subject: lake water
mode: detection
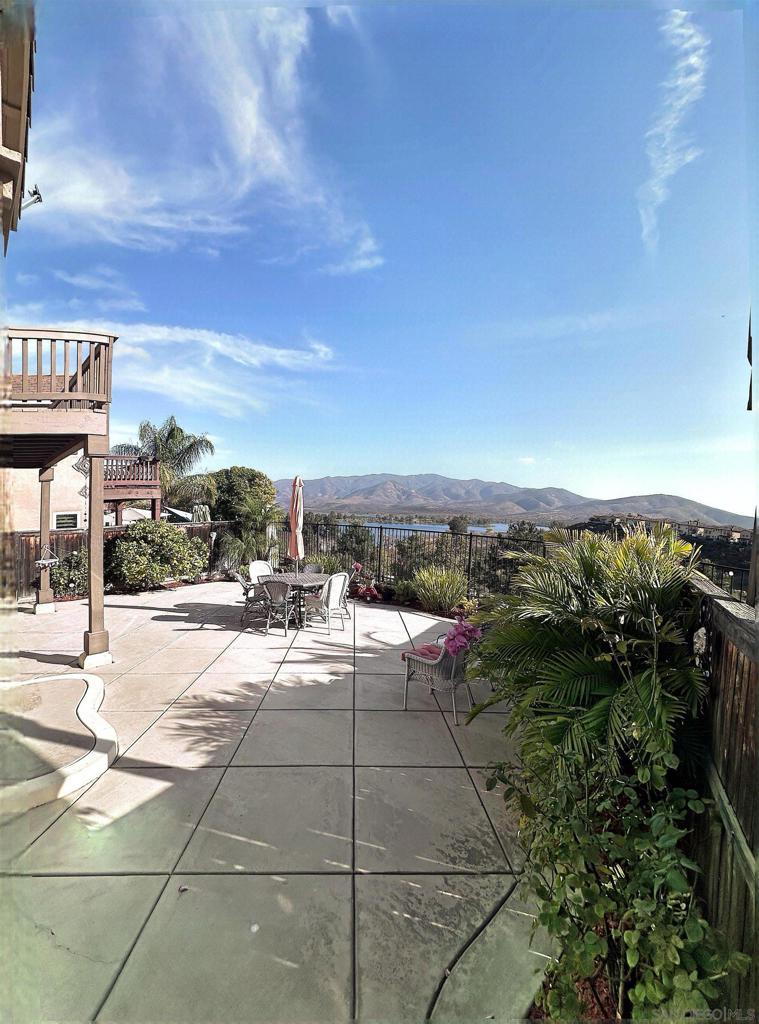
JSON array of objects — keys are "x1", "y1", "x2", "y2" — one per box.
[{"x1": 354, "y1": 520, "x2": 519, "y2": 534}]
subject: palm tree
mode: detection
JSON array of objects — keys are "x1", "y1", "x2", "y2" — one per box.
[
  {"x1": 471, "y1": 525, "x2": 707, "y2": 772},
  {"x1": 112, "y1": 416, "x2": 217, "y2": 509},
  {"x1": 219, "y1": 492, "x2": 284, "y2": 570}
]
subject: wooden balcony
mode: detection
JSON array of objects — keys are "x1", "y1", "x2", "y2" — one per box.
[
  {"x1": 2, "y1": 328, "x2": 117, "y2": 469},
  {"x1": 103, "y1": 456, "x2": 162, "y2": 503}
]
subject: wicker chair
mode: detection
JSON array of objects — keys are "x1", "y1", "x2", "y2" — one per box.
[
  {"x1": 303, "y1": 572, "x2": 349, "y2": 633},
  {"x1": 340, "y1": 569, "x2": 357, "y2": 619},
  {"x1": 403, "y1": 634, "x2": 475, "y2": 725},
  {"x1": 262, "y1": 580, "x2": 297, "y2": 636}
]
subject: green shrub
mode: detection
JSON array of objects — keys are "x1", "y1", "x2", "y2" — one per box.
[
  {"x1": 393, "y1": 579, "x2": 417, "y2": 604},
  {"x1": 474, "y1": 527, "x2": 749, "y2": 1017},
  {"x1": 411, "y1": 565, "x2": 467, "y2": 615},
  {"x1": 106, "y1": 519, "x2": 208, "y2": 593},
  {"x1": 50, "y1": 549, "x2": 89, "y2": 597},
  {"x1": 318, "y1": 553, "x2": 348, "y2": 576},
  {"x1": 491, "y1": 753, "x2": 749, "y2": 1020}
]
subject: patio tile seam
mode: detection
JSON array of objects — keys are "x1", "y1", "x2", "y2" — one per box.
[
  {"x1": 439, "y1": 710, "x2": 514, "y2": 871},
  {"x1": 2, "y1": 868, "x2": 518, "y2": 878},
  {"x1": 89, "y1": 626, "x2": 300, "y2": 1018},
  {"x1": 110, "y1": 619, "x2": 294, "y2": 762},
  {"x1": 92, "y1": 873, "x2": 172, "y2": 1022}
]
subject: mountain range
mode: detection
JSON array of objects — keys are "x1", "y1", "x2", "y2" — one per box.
[{"x1": 273, "y1": 473, "x2": 752, "y2": 529}]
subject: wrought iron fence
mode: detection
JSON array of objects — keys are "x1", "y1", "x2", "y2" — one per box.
[
  {"x1": 699, "y1": 562, "x2": 750, "y2": 603},
  {"x1": 277, "y1": 522, "x2": 545, "y2": 597}
]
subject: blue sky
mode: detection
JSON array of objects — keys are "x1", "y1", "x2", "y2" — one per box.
[{"x1": 8, "y1": 2, "x2": 754, "y2": 514}]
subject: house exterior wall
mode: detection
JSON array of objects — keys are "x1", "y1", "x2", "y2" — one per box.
[{"x1": 4, "y1": 453, "x2": 88, "y2": 532}]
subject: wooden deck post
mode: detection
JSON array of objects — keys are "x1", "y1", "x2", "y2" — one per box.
[
  {"x1": 35, "y1": 467, "x2": 55, "y2": 614},
  {"x1": 79, "y1": 452, "x2": 112, "y2": 668},
  {"x1": 114, "y1": 501, "x2": 123, "y2": 526},
  {"x1": 151, "y1": 497, "x2": 161, "y2": 521}
]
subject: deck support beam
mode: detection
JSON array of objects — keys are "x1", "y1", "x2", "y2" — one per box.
[
  {"x1": 34, "y1": 467, "x2": 55, "y2": 614},
  {"x1": 151, "y1": 497, "x2": 161, "y2": 521},
  {"x1": 79, "y1": 450, "x2": 112, "y2": 668}
]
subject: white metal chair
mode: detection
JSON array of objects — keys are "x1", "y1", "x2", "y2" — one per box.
[
  {"x1": 249, "y1": 560, "x2": 274, "y2": 583},
  {"x1": 303, "y1": 572, "x2": 349, "y2": 634},
  {"x1": 402, "y1": 634, "x2": 475, "y2": 725},
  {"x1": 340, "y1": 569, "x2": 356, "y2": 619}
]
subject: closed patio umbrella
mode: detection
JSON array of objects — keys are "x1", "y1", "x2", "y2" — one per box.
[{"x1": 288, "y1": 476, "x2": 304, "y2": 573}]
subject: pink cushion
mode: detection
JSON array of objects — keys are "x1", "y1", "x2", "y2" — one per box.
[{"x1": 401, "y1": 643, "x2": 442, "y2": 663}]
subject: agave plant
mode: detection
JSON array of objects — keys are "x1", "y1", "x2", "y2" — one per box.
[{"x1": 471, "y1": 526, "x2": 707, "y2": 772}]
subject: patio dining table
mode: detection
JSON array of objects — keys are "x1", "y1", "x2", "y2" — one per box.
[{"x1": 259, "y1": 572, "x2": 329, "y2": 628}]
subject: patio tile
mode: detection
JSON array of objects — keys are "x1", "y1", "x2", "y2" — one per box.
[
  {"x1": 0, "y1": 875, "x2": 167, "y2": 1023},
  {"x1": 173, "y1": 672, "x2": 271, "y2": 711},
  {"x1": 355, "y1": 873, "x2": 509, "y2": 1023},
  {"x1": 0, "y1": 784, "x2": 92, "y2": 868},
  {"x1": 469, "y1": 768, "x2": 526, "y2": 871},
  {"x1": 355, "y1": 711, "x2": 462, "y2": 766},
  {"x1": 444, "y1": 712, "x2": 514, "y2": 766},
  {"x1": 166, "y1": 629, "x2": 240, "y2": 650},
  {"x1": 100, "y1": 874, "x2": 352, "y2": 1023},
  {"x1": 102, "y1": 710, "x2": 164, "y2": 757},
  {"x1": 232, "y1": 710, "x2": 353, "y2": 766},
  {"x1": 354, "y1": 647, "x2": 411, "y2": 674},
  {"x1": 210, "y1": 646, "x2": 289, "y2": 674},
  {"x1": 130, "y1": 647, "x2": 220, "y2": 675},
  {"x1": 291, "y1": 626, "x2": 354, "y2": 650},
  {"x1": 432, "y1": 886, "x2": 552, "y2": 1023},
  {"x1": 178, "y1": 766, "x2": 352, "y2": 872},
  {"x1": 225, "y1": 629, "x2": 295, "y2": 650},
  {"x1": 101, "y1": 673, "x2": 198, "y2": 712},
  {"x1": 465, "y1": 677, "x2": 510, "y2": 712},
  {"x1": 1, "y1": 676, "x2": 92, "y2": 781},
  {"x1": 355, "y1": 672, "x2": 438, "y2": 710},
  {"x1": 14, "y1": 767, "x2": 223, "y2": 873},
  {"x1": 355, "y1": 767, "x2": 507, "y2": 873},
  {"x1": 262, "y1": 670, "x2": 353, "y2": 710},
  {"x1": 116, "y1": 709, "x2": 254, "y2": 768}
]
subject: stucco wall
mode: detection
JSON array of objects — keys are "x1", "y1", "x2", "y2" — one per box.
[{"x1": 4, "y1": 453, "x2": 88, "y2": 532}]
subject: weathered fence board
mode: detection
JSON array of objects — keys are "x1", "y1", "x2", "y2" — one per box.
[{"x1": 10, "y1": 521, "x2": 232, "y2": 601}]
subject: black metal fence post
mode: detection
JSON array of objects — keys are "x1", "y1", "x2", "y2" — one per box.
[
  {"x1": 377, "y1": 525, "x2": 384, "y2": 583},
  {"x1": 466, "y1": 532, "x2": 474, "y2": 593}
]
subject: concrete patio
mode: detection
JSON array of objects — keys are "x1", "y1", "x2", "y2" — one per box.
[{"x1": 1, "y1": 582, "x2": 549, "y2": 1022}]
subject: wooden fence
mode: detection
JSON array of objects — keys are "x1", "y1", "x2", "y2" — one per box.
[
  {"x1": 694, "y1": 577, "x2": 758, "y2": 1012},
  {"x1": 9, "y1": 521, "x2": 232, "y2": 601}
]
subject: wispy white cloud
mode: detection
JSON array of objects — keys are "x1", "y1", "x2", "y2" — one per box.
[
  {"x1": 15, "y1": 272, "x2": 38, "y2": 286},
  {"x1": 27, "y1": 8, "x2": 382, "y2": 272},
  {"x1": 34, "y1": 315, "x2": 338, "y2": 418},
  {"x1": 499, "y1": 307, "x2": 659, "y2": 342},
  {"x1": 517, "y1": 456, "x2": 536, "y2": 465},
  {"x1": 637, "y1": 10, "x2": 709, "y2": 252},
  {"x1": 53, "y1": 265, "x2": 147, "y2": 312}
]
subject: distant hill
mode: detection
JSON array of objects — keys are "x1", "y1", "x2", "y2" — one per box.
[{"x1": 274, "y1": 473, "x2": 752, "y2": 529}]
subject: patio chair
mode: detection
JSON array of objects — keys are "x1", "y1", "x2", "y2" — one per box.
[
  {"x1": 402, "y1": 634, "x2": 475, "y2": 725},
  {"x1": 340, "y1": 568, "x2": 357, "y2": 619},
  {"x1": 303, "y1": 572, "x2": 349, "y2": 634},
  {"x1": 262, "y1": 579, "x2": 297, "y2": 636},
  {"x1": 249, "y1": 560, "x2": 274, "y2": 583}
]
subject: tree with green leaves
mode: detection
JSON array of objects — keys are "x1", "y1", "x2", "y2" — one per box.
[
  {"x1": 112, "y1": 416, "x2": 216, "y2": 509},
  {"x1": 210, "y1": 466, "x2": 276, "y2": 522},
  {"x1": 447, "y1": 514, "x2": 470, "y2": 535}
]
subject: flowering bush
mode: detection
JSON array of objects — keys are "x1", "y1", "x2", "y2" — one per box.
[
  {"x1": 356, "y1": 583, "x2": 380, "y2": 603},
  {"x1": 443, "y1": 616, "x2": 482, "y2": 656},
  {"x1": 352, "y1": 561, "x2": 362, "y2": 573}
]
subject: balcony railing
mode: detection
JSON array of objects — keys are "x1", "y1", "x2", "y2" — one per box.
[
  {"x1": 103, "y1": 456, "x2": 160, "y2": 486},
  {"x1": 3, "y1": 328, "x2": 116, "y2": 409}
]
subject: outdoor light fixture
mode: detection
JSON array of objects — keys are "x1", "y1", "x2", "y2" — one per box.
[{"x1": 20, "y1": 185, "x2": 42, "y2": 211}]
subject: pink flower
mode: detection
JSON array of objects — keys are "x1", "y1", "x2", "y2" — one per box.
[
  {"x1": 442, "y1": 616, "x2": 481, "y2": 656},
  {"x1": 352, "y1": 561, "x2": 362, "y2": 571}
]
